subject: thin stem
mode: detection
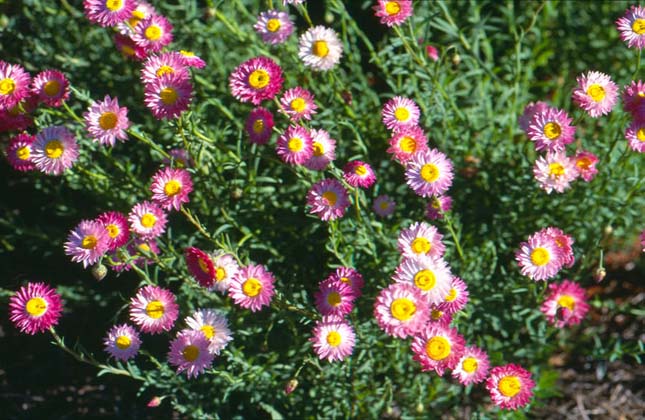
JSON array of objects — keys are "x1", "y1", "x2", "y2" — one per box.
[
  {"x1": 62, "y1": 101, "x2": 84, "y2": 124},
  {"x1": 443, "y1": 213, "x2": 465, "y2": 262},
  {"x1": 127, "y1": 129, "x2": 170, "y2": 159}
]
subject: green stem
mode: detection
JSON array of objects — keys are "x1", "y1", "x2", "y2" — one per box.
[
  {"x1": 443, "y1": 213, "x2": 465, "y2": 262},
  {"x1": 62, "y1": 101, "x2": 84, "y2": 124},
  {"x1": 127, "y1": 129, "x2": 170, "y2": 159}
]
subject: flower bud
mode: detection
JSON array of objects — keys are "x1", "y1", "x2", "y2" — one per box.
[
  {"x1": 147, "y1": 396, "x2": 162, "y2": 408},
  {"x1": 91, "y1": 264, "x2": 107, "y2": 281},
  {"x1": 594, "y1": 267, "x2": 606, "y2": 283},
  {"x1": 284, "y1": 378, "x2": 298, "y2": 395},
  {"x1": 452, "y1": 53, "x2": 461, "y2": 67}
]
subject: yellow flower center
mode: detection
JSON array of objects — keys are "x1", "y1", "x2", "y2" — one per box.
[
  {"x1": 248, "y1": 69, "x2": 270, "y2": 89},
  {"x1": 197, "y1": 258, "x2": 211, "y2": 274},
  {"x1": 105, "y1": 0, "x2": 123, "y2": 11},
  {"x1": 354, "y1": 165, "x2": 367, "y2": 176},
  {"x1": 252, "y1": 119, "x2": 265, "y2": 134},
  {"x1": 180, "y1": 50, "x2": 194, "y2": 57},
  {"x1": 637, "y1": 128, "x2": 645, "y2": 142},
  {"x1": 586, "y1": 84, "x2": 606, "y2": 102},
  {"x1": 16, "y1": 146, "x2": 30, "y2": 161},
  {"x1": 26, "y1": 297, "x2": 47, "y2": 317},
  {"x1": 120, "y1": 45, "x2": 135, "y2": 57},
  {"x1": 115, "y1": 335, "x2": 131, "y2": 350},
  {"x1": 498, "y1": 376, "x2": 521, "y2": 398},
  {"x1": 242, "y1": 278, "x2": 262, "y2": 297},
  {"x1": 340, "y1": 276, "x2": 351, "y2": 285},
  {"x1": 390, "y1": 297, "x2": 416, "y2": 321},
  {"x1": 312, "y1": 40, "x2": 329, "y2": 58},
  {"x1": 399, "y1": 136, "x2": 417, "y2": 153},
  {"x1": 128, "y1": 10, "x2": 145, "y2": 27},
  {"x1": 326, "y1": 331, "x2": 341, "y2": 347},
  {"x1": 327, "y1": 291, "x2": 341, "y2": 307},
  {"x1": 182, "y1": 344, "x2": 200, "y2": 362},
  {"x1": 160, "y1": 87, "x2": 178, "y2": 105},
  {"x1": 106, "y1": 224, "x2": 120, "y2": 238},
  {"x1": 312, "y1": 142, "x2": 324, "y2": 156},
  {"x1": 164, "y1": 179, "x2": 181, "y2": 197},
  {"x1": 144, "y1": 25, "x2": 162, "y2": 41},
  {"x1": 410, "y1": 237, "x2": 431, "y2": 254},
  {"x1": 99, "y1": 111, "x2": 118, "y2": 130},
  {"x1": 322, "y1": 191, "x2": 337, "y2": 206},
  {"x1": 462, "y1": 357, "x2": 478, "y2": 373},
  {"x1": 557, "y1": 294, "x2": 576, "y2": 311},
  {"x1": 290, "y1": 97, "x2": 307, "y2": 113},
  {"x1": 156, "y1": 65, "x2": 175, "y2": 77},
  {"x1": 530, "y1": 247, "x2": 550, "y2": 266},
  {"x1": 145, "y1": 300, "x2": 165, "y2": 319},
  {"x1": 379, "y1": 201, "x2": 390, "y2": 210},
  {"x1": 43, "y1": 80, "x2": 61, "y2": 97},
  {"x1": 543, "y1": 122, "x2": 561, "y2": 140},
  {"x1": 420, "y1": 163, "x2": 440, "y2": 183},
  {"x1": 414, "y1": 269, "x2": 436, "y2": 291},
  {"x1": 576, "y1": 156, "x2": 592, "y2": 170},
  {"x1": 266, "y1": 18, "x2": 281, "y2": 32},
  {"x1": 200, "y1": 325, "x2": 215, "y2": 340},
  {"x1": 140, "y1": 213, "x2": 157, "y2": 228},
  {"x1": 216, "y1": 267, "x2": 226, "y2": 281},
  {"x1": 445, "y1": 288, "x2": 457, "y2": 302},
  {"x1": 385, "y1": 1, "x2": 401, "y2": 15},
  {"x1": 431, "y1": 197, "x2": 441, "y2": 209},
  {"x1": 394, "y1": 106, "x2": 409, "y2": 121},
  {"x1": 0, "y1": 78, "x2": 16, "y2": 95},
  {"x1": 425, "y1": 336, "x2": 451, "y2": 361},
  {"x1": 81, "y1": 235, "x2": 98, "y2": 250},
  {"x1": 548, "y1": 162, "x2": 565, "y2": 177},
  {"x1": 430, "y1": 309, "x2": 443, "y2": 320},
  {"x1": 138, "y1": 243, "x2": 151, "y2": 252},
  {"x1": 287, "y1": 137, "x2": 303, "y2": 152},
  {"x1": 632, "y1": 18, "x2": 645, "y2": 35},
  {"x1": 45, "y1": 140, "x2": 64, "y2": 159}
]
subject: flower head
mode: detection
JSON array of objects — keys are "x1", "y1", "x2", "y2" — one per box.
[
  {"x1": 616, "y1": 5, "x2": 645, "y2": 50},
  {"x1": 533, "y1": 150, "x2": 577, "y2": 194},
  {"x1": 132, "y1": 14, "x2": 173, "y2": 53},
  {"x1": 129, "y1": 285, "x2": 179, "y2": 334},
  {"x1": 387, "y1": 126, "x2": 429, "y2": 164},
  {"x1": 373, "y1": 194, "x2": 396, "y2": 217},
  {"x1": 304, "y1": 128, "x2": 336, "y2": 171},
  {"x1": 96, "y1": 211, "x2": 130, "y2": 250},
  {"x1": 518, "y1": 101, "x2": 549, "y2": 133},
  {"x1": 115, "y1": 0, "x2": 156, "y2": 35},
  {"x1": 572, "y1": 71, "x2": 618, "y2": 118},
  {"x1": 104, "y1": 324, "x2": 141, "y2": 361},
  {"x1": 211, "y1": 253, "x2": 240, "y2": 293},
  {"x1": 31, "y1": 70, "x2": 69, "y2": 107},
  {"x1": 343, "y1": 160, "x2": 376, "y2": 189},
  {"x1": 398, "y1": 221, "x2": 445, "y2": 260},
  {"x1": 177, "y1": 50, "x2": 206, "y2": 69},
  {"x1": 64, "y1": 220, "x2": 110, "y2": 268},
  {"x1": 185, "y1": 309, "x2": 233, "y2": 355},
  {"x1": 515, "y1": 230, "x2": 563, "y2": 281},
  {"x1": 410, "y1": 324, "x2": 465, "y2": 376},
  {"x1": 84, "y1": 95, "x2": 130, "y2": 146},
  {"x1": 229, "y1": 56, "x2": 284, "y2": 105},
  {"x1": 310, "y1": 317, "x2": 355, "y2": 362},
  {"x1": 381, "y1": 96, "x2": 420, "y2": 132},
  {"x1": 425, "y1": 195, "x2": 452, "y2": 220},
  {"x1": 128, "y1": 201, "x2": 168, "y2": 239},
  {"x1": 622, "y1": 80, "x2": 645, "y2": 117},
  {"x1": 141, "y1": 52, "x2": 190, "y2": 85},
  {"x1": 150, "y1": 167, "x2": 193, "y2": 211},
  {"x1": 541, "y1": 226, "x2": 575, "y2": 268},
  {"x1": 298, "y1": 26, "x2": 343, "y2": 71},
  {"x1": 541, "y1": 280, "x2": 589, "y2": 328},
  {"x1": 314, "y1": 278, "x2": 356, "y2": 317},
  {"x1": 0, "y1": 61, "x2": 31, "y2": 111},
  {"x1": 144, "y1": 73, "x2": 192, "y2": 119},
  {"x1": 328, "y1": 267, "x2": 365, "y2": 298},
  {"x1": 229, "y1": 264, "x2": 276, "y2": 312},
  {"x1": 373, "y1": 0, "x2": 413, "y2": 27},
  {"x1": 279, "y1": 86, "x2": 317, "y2": 121},
  {"x1": 254, "y1": 9, "x2": 294, "y2": 45},
  {"x1": 168, "y1": 330, "x2": 214, "y2": 378},
  {"x1": 393, "y1": 256, "x2": 452, "y2": 305},
  {"x1": 9, "y1": 282, "x2": 63, "y2": 335},
  {"x1": 437, "y1": 276, "x2": 469, "y2": 315},
  {"x1": 573, "y1": 150, "x2": 599, "y2": 182},
  {"x1": 527, "y1": 107, "x2": 576, "y2": 152},
  {"x1": 185, "y1": 247, "x2": 216, "y2": 288},
  {"x1": 5, "y1": 133, "x2": 36, "y2": 172},
  {"x1": 276, "y1": 125, "x2": 313, "y2": 165},
  {"x1": 486, "y1": 364, "x2": 535, "y2": 410},
  {"x1": 113, "y1": 33, "x2": 148, "y2": 61},
  {"x1": 245, "y1": 107, "x2": 274, "y2": 145},
  {"x1": 374, "y1": 283, "x2": 429, "y2": 338},
  {"x1": 83, "y1": 0, "x2": 135, "y2": 27},
  {"x1": 452, "y1": 346, "x2": 490, "y2": 385},
  {"x1": 31, "y1": 126, "x2": 79, "y2": 175},
  {"x1": 306, "y1": 178, "x2": 351, "y2": 221},
  {"x1": 625, "y1": 119, "x2": 645, "y2": 153},
  {"x1": 405, "y1": 148, "x2": 454, "y2": 197}
]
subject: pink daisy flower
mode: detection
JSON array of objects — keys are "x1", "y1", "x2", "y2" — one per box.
[
  {"x1": 533, "y1": 150, "x2": 578, "y2": 194},
  {"x1": 104, "y1": 324, "x2": 141, "y2": 361},
  {"x1": 314, "y1": 278, "x2": 355, "y2": 317},
  {"x1": 254, "y1": 9, "x2": 294, "y2": 45},
  {"x1": 9, "y1": 282, "x2": 63, "y2": 335},
  {"x1": 128, "y1": 201, "x2": 168, "y2": 239},
  {"x1": 572, "y1": 71, "x2": 618, "y2": 118},
  {"x1": 0, "y1": 61, "x2": 31, "y2": 111},
  {"x1": 211, "y1": 253, "x2": 240, "y2": 293},
  {"x1": 229, "y1": 56, "x2": 284, "y2": 105},
  {"x1": 573, "y1": 150, "x2": 599, "y2": 182},
  {"x1": 185, "y1": 247, "x2": 216, "y2": 288},
  {"x1": 518, "y1": 101, "x2": 550, "y2": 133},
  {"x1": 276, "y1": 125, "x2": 313, "y2": 165},
  {"x1": 141, "y1": 52, "x2": 189, "y2": 85},
  {"x1": 541, "y1": 280, "x2": 590, "y2": 328},
  {"x1": 229, "y1": 263, "x2": 276, "y2": 312},
  {"x1": 31, "y1": 126, "x2": 79, "y2": 175},
  {"x1": 393, "y1": 256, "x2": 452, "y2": 305},
  {"x1": 373, "y1": 0, "x2": 413, "y2": 27},
  {"x1": 621, "y1": 80, "x2": 645, "y2": 117},
  {"x1": 486, "y1": 364, "x2": 535, "y2": 410},
  {"x1": 304, "y1": 128, "x2": 336, "y2": 171},
  {"x1": 64, "y1": 219, "x2": 110, "y2": 268},
  {"x1": 425, "y1": 195, "x2": 452, "y2": 220},
  {"x1": 168, "y1": 330, "x2": 214, "y2": 378},
  {"x1": 405, "y1": 149, "x2": 454, "y2": 197},
  {"x1": 5, "y1": 133, "x2": 36, "y2": 172},
  {"x1": 343, "y1": 160, "x2": 376, "y2": 188},
  {"x1": 185, "y1": 309, "x2": 233, "y2": 355},
  {"x1": 279, "y1": 87, "x2": 317, "y2": 121},
  {"x1": 306, "y1": 178, "x2": 351, "y2": 221},
  {"x1": 144, "y1": 73, "x2": 193, "y2": 120},
  {"x1": 310, "y1": 318, "x2": 355, "y2": 362},
  {"x1": 437, "y1": 276, "x2": 469, "y2": 314},
  {"x1": 298, "y1": 26, "x2": 343, "y2": 71},
  {"x1": 245, "y1": 107, "x2": 274, "y2": 145},
  {"x1": 381, "y1": 96, "x2": 420, "y2": 132},
  {"x1": 410, "y1": 324, "x2": 465, "y2": 376},
  {"x1": 83, "y1": 0, "x2": 135, "y2": 27},
  {"x1": 427, "y1": 305, "x2": 453, "y2": 327},
  {"x1": 0, "y1": 104, "x2": 34, "y2": 133},
  {"x1": 373, "y1": 194, "x2": 396, "y2": 217},
  {"x1": 541, "y1": 226, "x2": 575, "y2": 268},
  {"x1": 116, "y1": 0, "x2": 156, "y2": 35},
  {"x1": 328, "y1": 266, "x2": 365, "y2": 298},
  {"x1": 398, "y1": 221, "x2": 446, "y2": 260},
  {"x1": 625, "y1": 119, "x2": 645, "y2": 152},
  {"x1": 113, "y1": 33, "x2": 148, "y2": 61},
  {"x1": 84, "y1": 95, "x2": 130, "y2": 146},
  {"x1": 515, "y1": 230, "x2": 563, "y2": 281},
  {"x1": 129, "y1": 285, "x2": 179, "y2": 334},
  {"x1": 452, "y1": 346, "x2": 490, "y2": 386},
  {"x1": 387, "y1": 126, "x2": 429, "y2": 164},
  {"x1": 31, "y1": 70, "x2": 69, "y2": 107},
  {"x1": 132, "y1": 15, "x2": 173, "y2": 53},
  {"x1": 616, "y1": 5, "x2": 645, "y2": 50},
  {"x1": 150, "y1": 167, "x2": 193, "y2": 211},
  {"x1": 527, "y1": 107, "x2": 576, "y2": 152},
  {"x1": 373, "y1": 283, "x2": 429, "y2": 338},
  {"x1": 96, "y1": 211, "x2": 130, "y2": 251},
  {"x1": 177, "y1": 50, "x2": 206, "y2": 69}
]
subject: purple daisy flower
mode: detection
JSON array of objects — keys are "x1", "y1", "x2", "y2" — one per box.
[
  {"x1": 144, "y1": 73, "x2": 193, "y2": 120},
  {"x1": 410, "y1": 324, "x2": 465, "y2": 376},
  {"x1": 425, "y1": 195, "x2": 452, "y2": 220},
  {"x1": 177, "y1": 50, "x2": 206, "y2": 69},
  {"x1": 374, "y1": 282, "x2": 429, "y2": 339},
  {"x1": 616, "y1": 5, "x2": 645, "y2": 50},
  {"x1": 83, "y1": 0, "x2": 136, "y2": 27},
  {"x1": 31, "y1": 126, "x2": 79, "y2": 175},
  {"x1": 104, "y1": 324, "x2": 141, "y2": 361},
  {"x1": 625, "y1": 119, "x2": 645, "y2": 152},
  {"x1": 527, "y1": 107, "x2": 576, "y2": 152},
  {"x1": 515, "y1": 230, "x2": 563, "y2": 281},
  {"x1": 64, "y1": 219, "x2": 110, "y2": 268},
  {"x1": 405, "y1": 148, "x2": 454, "y2": 197},
  {"x1": 254, "y1": 9, "x2": 294, "y2": 45},
  {"x1": 373, "y1": 194, "x2": 395, "y2": 217},
  {"x1": 452, "y1": 346, "x2": 490, "y2": 386},
  {"x1": 168, "y1": 330, "x2": 214, "y2": 378},
  {"x1": 245, "y1": 107, "x2": 274, "y2": 145},
  {"x1": 573, "y1": 150, "x2": 599, "y2": 182},
  {"x1": 84, "y1": 95, "x2": 130, "y2": 146},
  {"x1": 328, "y1": 267, "x2": 365, "y2": 298},
  {"x1": 306, "y1": 178, "x2": 350, "y2": 221},
  {"x1": 31, "y1": 69, "x2": 69, "y2": 107},
  {"x1": 622, "y1": 80, "x2": 645, "y2": 118},
  {"x1": 314, "y1": 278, "x2": 356, "y2": 317},
  {"x1": 229, "y1": 56, "x2": 284, "y2": 105}
]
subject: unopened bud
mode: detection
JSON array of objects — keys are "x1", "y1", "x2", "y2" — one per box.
[
  {"x1": 604, "y1": 225, "x2": 613, "y2": 235},
  {"x1": 594, "y1": 267, "x2": 606, "y2": 283},
  {"x1": 231, "y1": 188, "x2": 243, "y2": 200},
  {"x1": 284, "y1": 378, "x2": 298, "y2": 395},
  {"x1": 147, "y1": 396, "x2": 162, "y2": 407},
  {"x1": 415, "y1": 402, "x2": 424, "y2": 413},
  {"x1": 92, "y1": 264, "x2": 108, "y2": 281},
  {"x1": 451, "y1": 53, "x2": 461, "y2": 67}
]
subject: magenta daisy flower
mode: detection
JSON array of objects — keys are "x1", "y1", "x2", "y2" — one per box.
[
  {"x1": 245, "y1": 107, "x2": 274, "y2": 145},
  {"x1": 527, "y1": 107, "x2": 576, "y2": 152},
  {"x1": 426, "y1": 195, "x2": 452, "y2": 220},
  {"x1": 129, "y1": 285, "x2": 179, "y2": 334},
  {"x1": 116, "y1": 0, "x2": 156, "y2": 34},
  {"x1": 314, "y1": 278, "x2": 355, "y2": 317},
  {"x1": 304, "y1": 128, "x2": 336, "y2": 171},
  {"x1": 625, "y1": 119, "x2": 645, "y2": 152},
  {"x1": 254, "y1": 9, "x2": 294, "y2": 45},
  {"x1": 373, "y1": 0, "x2": 413, "y2": 27},
  {"x1": 518, "y1": 101, "x2": 549, "y2": 133},
  {"x1": 573, "y1": 150, "x2": 599, "y2": 182},
  {"x1": 279, "y1": 86, "x2": 317, "y2": 121},
  {"x1": 541, "y1": 280, "x2": 589, "y2": 328},
  {"x1": 427, "y1": 306, "x2": 453, "y2": 327},
  {"x1": 533, "y1": 150, "x2": 577, "y2": 194},
  {"x1": 168, "y1": 330, "x2": 214, "y2": 378},
  {"x1": 96, "y1": 211, "x2": 130, "y2": 250},
  {"x1": 572, "y1": 71, "x2": 618, "y2": 118},
  {"x1": 9, "y1": 282, "x2": 63, "y2": 335},
  {"x1": 185, "y1": 247, "x2": 216, "y2": 288},
  {"x1": 374, "y1": 283, "x2": 429, "y2": 338},
  {"x1": 276, "y1": 125, "x2": 313, "y2": 165},
  {"x1": 387, "y1": 126, "x2": 429, "y2": 164},
  {"x1": 329, "y1": 266, "x2": 365, "y2": 298},
  {"x1": 405, "y1": 149, "x2": 454, "y2": 197},
  {"x1": 144, "y1": 73, "x2": 192, "y2": 120},
  {"x1": 0, "y1": 106, "x2": 34, "y2": 133},
  {"x1": 541, "y1": 226, "x2": 575, "y2": 269},
  {"x1": 298, "y1": 26, "x2": 343, "y2": 71},
  {"x1": 104, "y1": 324, "x2": 141, "y2": 361},
  {"x1": 31, "y1": 70, "x2": 69, "y2": 107},
  {"x1": 84, "y1": 95, "x2": 130, "y2": 146},
  {"x1": 141, "y1": 52, "x2": 189, "y2": 85},
  {"x1": 229, "y1": 56, "x2": 284, "y2": 105},
  {"x1": 306, "y1": 178, "x2": 351, "y2": 221},
  {"x1": 515, "y1": 230, "x2": 563, "y2": 281},
  {"x1": 622, "y1": 80, "x2": 645, "y2": 117},
  {"x1": 373, "y1": 194, "x2": 395, "y2": 217},
  {"x1": 438, "y1": 276, "x2": 469, "y2": 314},
  {"x1": 5, "y1": 133, "x2": 36, "y2": 172},
  {"x1": 229, "y1": 263, "x2": 276, "y2": 312},
  {"x1": 150, "y1": 167, "x2": 193, "y2": 211},
  {"x1": 211, "y1": 253, "x2": 240, "y2": 293},
  {"x1": 616, "y1": 5, "x2": 645, "y2": 50},
  {"x1": 83, "y1": 0, "x2": 135, "y2": 27},
  {"x1": 393, "y1": 256, "x2": 452, "y2": 305},
  {"x1": 343, "y1": 160, "x2": 376, "y2": 189},
  {"x1": 452, "y1": 346, "x2": 490, "y2": 386},
  {"x1": 64, "y1": 219, "x2": 110, "y2": 268},
  {"x1": 113, "y1": 33, "x2": 148, "y2": 61},
  {"x1": 177, "y1": 50, "x2": 206, "y2": 69},
  {"x1": 398, "y1": 221, "x2": 446, "y2": 260},
  {"x1": 486, "y1": 364, "x2": 535, "y2": 410},
  {"x1": 31, "y1": 126, "x2": 79, "y2": 175},
  {"x1": 0, "y1": 61, "x2": 31, "y2": 111},
  {"x1": 185, "y1": 309, "x2": 233, "y2": 355},
  {"x1": 411, "y1": 324, "x2": 465, "y2": 376},
  {"x1": 310, "y1": 318, "x2": 355, "y2": 362},
  {"x1": 381, "y1": 96, "x2": 420, "y2": 132},
  {"x1": 128, "y1": 201, "x2": 168, "y2": 239},
  {"x1": 132, "y1": 15, "x2": 173, "y2": 53}
]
